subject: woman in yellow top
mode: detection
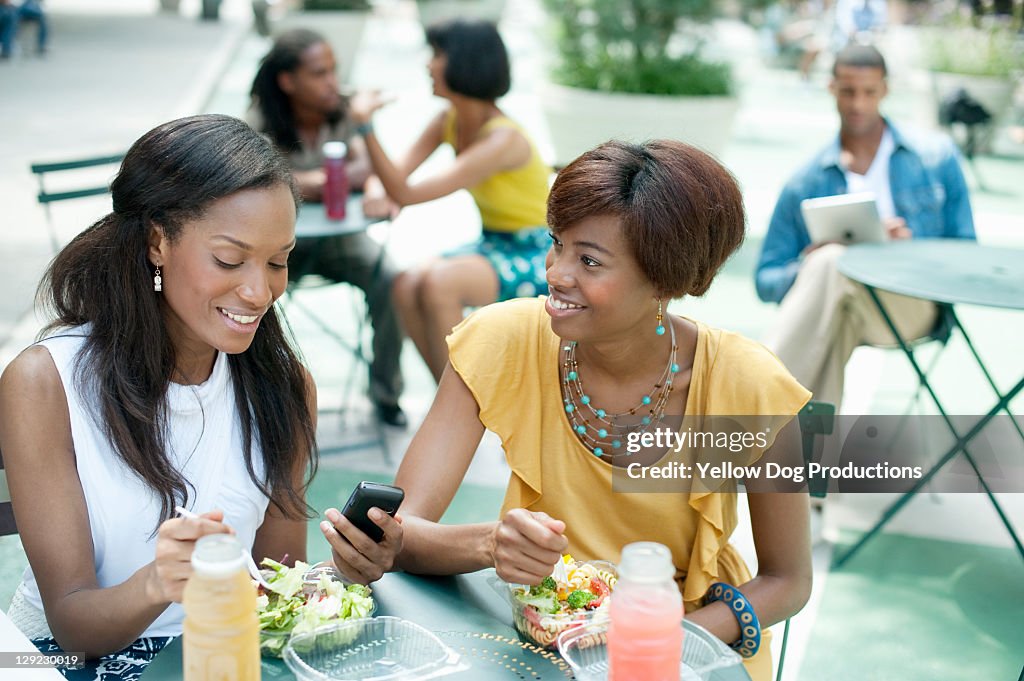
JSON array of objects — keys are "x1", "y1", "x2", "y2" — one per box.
[
  {"x1": 322, "y1": 140, "x2": 812, "y2": 680},
  {"x1": 349, "y1": 19, "x2": 551, "y2": 382}
]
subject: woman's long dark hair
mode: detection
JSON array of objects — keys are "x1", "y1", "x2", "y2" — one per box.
[
  {"x1": 38, "y1": 114, "x2": 317, "y2": 528},
  {"x1": 250, "y1": 28, "x2": 342, "y2": 153}
]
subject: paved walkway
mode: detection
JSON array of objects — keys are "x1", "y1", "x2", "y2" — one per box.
[{"x1": 0, "y1": 0, "x2": 252, "y2": 347}]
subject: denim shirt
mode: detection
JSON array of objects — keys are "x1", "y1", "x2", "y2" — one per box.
[{"x1": 755, "y1": 120, "x2": 976, "y2": 303}]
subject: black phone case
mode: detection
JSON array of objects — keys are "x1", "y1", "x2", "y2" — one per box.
[{"x1": 340, "y1": 481, "x2": 404, "y2": 543}]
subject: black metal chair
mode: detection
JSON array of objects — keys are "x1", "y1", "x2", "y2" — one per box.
[
  {"x1": 0, "y1": 447, "x2": 17, "y2": 536},
  {"x1": 775, "y1": 399, "x2": 836, "y2": 681},
  {"x1": 29, "y1": 153, "x2": 124, "y2": 253}
]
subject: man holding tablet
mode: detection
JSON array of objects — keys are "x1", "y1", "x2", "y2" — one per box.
[{"x1": 755, "y1": 43, "x2": 975, "y2": 409}]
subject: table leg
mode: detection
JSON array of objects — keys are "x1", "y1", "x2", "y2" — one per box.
[
  {"x1": 833, "y1": 286, "x2": 1024, "y2": 568},
  {"x1": 833, "y1": 375, "x2": 1024, "y2": 567},
  {"x1": 947, "y1": 307, "x2": 1024, "y2": 443}
]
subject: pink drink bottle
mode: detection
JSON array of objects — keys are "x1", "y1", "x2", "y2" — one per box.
[
  {"x1": 608, "y1": 542, "x2": 684, "y2": 681},
  {"x1": 322, "y1": 141, "x2": 349, "y2": 220}
]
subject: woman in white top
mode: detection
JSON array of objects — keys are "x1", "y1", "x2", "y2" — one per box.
[{"x1": 0, "y1": 115, "x2": 402, "y2": 678}]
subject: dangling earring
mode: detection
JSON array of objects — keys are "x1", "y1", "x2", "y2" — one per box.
[
  {"x1": 655, "y1": 298, "x2": 665, "y2": 336},
  {"x1": 153, "y1": 266, "x2": 162, "y2": 292}
]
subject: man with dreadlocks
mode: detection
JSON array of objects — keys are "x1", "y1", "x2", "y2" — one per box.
[{"x1": 248, "y1": 28, "x2": 407, "y2": 427}]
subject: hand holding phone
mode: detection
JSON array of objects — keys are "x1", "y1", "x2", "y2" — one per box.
[{"x1": 340, "y1": 481, "x2": 404, "y2": 543}]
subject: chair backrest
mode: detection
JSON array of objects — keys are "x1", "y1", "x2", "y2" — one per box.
[
  {"x1": 799, "y1": 400, "x2": 836, "y2": 499},
  {"x1": 29, "y1": 153, "x2": 124, "y2": 252},
  {"x1": 773, "y1": 399, "x2": 837, "y2": 681},
  {"x1": 0, "y1": 446, "x2": 17, "y2": 536}
]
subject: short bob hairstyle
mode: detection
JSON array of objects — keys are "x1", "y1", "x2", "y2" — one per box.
[
  {"x1": 425, "y1": 19, "x2": 510, "y2": 100},
  {"x1": 547, "y1": 140, "x2": 745, "y2": 299}
]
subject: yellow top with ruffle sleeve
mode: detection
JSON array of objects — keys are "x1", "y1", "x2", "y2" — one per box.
[{"x1": 447, "y1": 296, "x2": 810, "y2": 681}]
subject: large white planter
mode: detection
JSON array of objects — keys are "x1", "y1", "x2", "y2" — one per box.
[
  {"x1": 541, "y1": 82, "x2": 740, "y2": 167},
  {"x1": 275, "y1": 10, "x2": 370, "y2": 86},
  {"x1": 416, "y1": 0, "x2": 507, "y2": 27}
]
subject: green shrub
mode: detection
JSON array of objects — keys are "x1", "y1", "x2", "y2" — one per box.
[
  {"x1": 927, "y1": 23, "x2": 1023, "y2": 77},
  {"x1": 543, "y1": 0, "x2": 732, "y2": 96}
]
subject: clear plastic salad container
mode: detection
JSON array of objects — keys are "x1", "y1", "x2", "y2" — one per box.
[
  {"x1": 283, "y1": 616, "x2": 468, "y2": 681},
  {"x1": 505, "y1": 557, "x2": 618, "y2": 649},
  {"x1": 256, "y1": 560, "x2": 376, "y2": 658},
  {"x1": 557, "y1": 619, "x2": 744, "y2": 681}
]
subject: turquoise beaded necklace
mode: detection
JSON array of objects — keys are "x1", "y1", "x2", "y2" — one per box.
[{"x1": 561, "y1": 318, "x2": 679, "y2": 458}]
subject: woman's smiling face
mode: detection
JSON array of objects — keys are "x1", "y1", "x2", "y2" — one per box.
[
  {"x1": 149, "y1": 183, "x2": 296, "y2": 375},
  {"x1": 544, "y1": 214, "x2": 659, "y2": 342}
]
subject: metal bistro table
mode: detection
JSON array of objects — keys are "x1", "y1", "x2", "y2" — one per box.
[
  {"x1": 836, "y1": 239, "x2": 1024, "y2": 567},
  {"x1": 287, "y1": 195, "x2": 390, "y2": 457},
  {"x1": 142, "y1": 570, "x2": 751, "y2": 680}
]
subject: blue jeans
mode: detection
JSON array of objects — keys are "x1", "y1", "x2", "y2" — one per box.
[
  {"x1": 0, "y1": 4, "x2": 16, "y2": 57},
  {"x1": 20, "y1": 1, "x2": 47, "y2": 51},
  {"x1": 1, "y1": 1, "x2": 47, "y2": 56}
]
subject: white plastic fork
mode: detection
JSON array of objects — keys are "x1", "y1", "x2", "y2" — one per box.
[
  {"x1": 174, "y1": 506, "x2": 271, "y2": 590},
  {"x1": 552, "y1": 556, "x2": 569, "y2": 585}
]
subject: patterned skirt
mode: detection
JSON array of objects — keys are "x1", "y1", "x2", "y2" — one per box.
[
  {"x1": 445, "y1": 226, "x2": 550, "y2": 302},
  {"x1": 33, "y1": 637, "x2": 172, "y2": 681}
]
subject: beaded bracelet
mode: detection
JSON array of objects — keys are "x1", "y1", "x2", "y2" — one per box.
[
  {"x1": 355, "y1": 121, "x2": 375, "y2": 138},
  {"x1": 704, "y1": 582, "x2": 762, "y2": 658}
]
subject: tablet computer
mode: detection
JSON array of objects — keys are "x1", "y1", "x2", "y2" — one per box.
[{"x1": 800, "y1": 192, "x2": 886, "y2": 245}]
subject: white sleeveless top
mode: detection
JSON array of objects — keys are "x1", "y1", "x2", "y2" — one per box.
[{"x1": 17, "y1": 328, "x2": 270, "y2": 638}]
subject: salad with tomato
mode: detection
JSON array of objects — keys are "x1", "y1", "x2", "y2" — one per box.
[
  {"x1": 509, "y1": 555, "x2": 617, "y2": 648},
  {"x1": 255, "y1": 558, "x2": 375, "y2": 657}
]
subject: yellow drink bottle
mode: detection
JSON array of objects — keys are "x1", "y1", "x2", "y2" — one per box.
[{"x1": 183, "y1": 534, "x2": 261, "y2": 681}]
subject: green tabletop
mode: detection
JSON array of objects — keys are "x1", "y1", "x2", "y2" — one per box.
[
  {"x1": 143, "y1": 570, "x2": 751, "y2": 680},
  {"x1": 294, "y1": 193, "x2": 382, "y2": 239},
  {"x1": 836, "y1": 240, "x2": 1024, "y2": 310}
]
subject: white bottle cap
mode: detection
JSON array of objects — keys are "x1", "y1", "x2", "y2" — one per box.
[
  {"x1": 619, "y1": 541, "x2": 675, "y2": 584},
  {"x1": 191, "y1": 533, "x2": 246, "y2": 578},
  {"x1": 322, "y1": 141, "x2": 347, "y2": 159}
]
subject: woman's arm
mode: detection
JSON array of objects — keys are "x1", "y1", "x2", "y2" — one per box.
[
  {"x1": 0, "y1": 347, "x2": 231, "y2": 658},
  {"x1": 319, "y1": 362, "x2": 565, "y2": 583},
  {"x1": 686, "y1": 422, "x2": 813, "y2": 643},
  {"x1": 249, "y1": 367, "x2": 319, "y2": 569},
  {"x1": 361, "y1": 109, "x2": 445, "y2": 197},
  {"x1": 318, "y1": 362, "x2": 489, "y2": 581},
  {"x1": 365, "y1": 124, "x2": 530, "y2": 208},
  {"x1": 395, "y1": 364, "x2": 566, "y2": 579},
  {"x1": 351, "y1": 96, "x2": 531, "y2": 207},
  {"x1": 360, "y1": 111, "x2": 443, "y2": 218}
]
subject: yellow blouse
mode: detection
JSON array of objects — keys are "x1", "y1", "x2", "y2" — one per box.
[
  {"x1": 442, "y1": 109, "x2": 550, "y2": 232},
  {"x1": 447, "y1": 297, "x2": 811, "y2": 681}
]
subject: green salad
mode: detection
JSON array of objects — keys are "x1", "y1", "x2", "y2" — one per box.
[{"x1": 255, "y1": 558, "x2": 374, "y2": 657}]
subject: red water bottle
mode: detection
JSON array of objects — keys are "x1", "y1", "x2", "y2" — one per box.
[{"x1": 323, "y1": 141, "x2": 349, "y2": 220}]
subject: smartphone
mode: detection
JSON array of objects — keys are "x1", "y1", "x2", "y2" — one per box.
[{"x1": 340, "y1": 481, "x2": 404, "y2": 543}]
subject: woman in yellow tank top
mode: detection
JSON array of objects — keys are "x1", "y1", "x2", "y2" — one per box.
[
  {"x1": 324, "y1": 140, "x2": 813, "y2": 681},
  {"x1": 349, "y1": 19, "x2": 551, "y2": 382}
]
